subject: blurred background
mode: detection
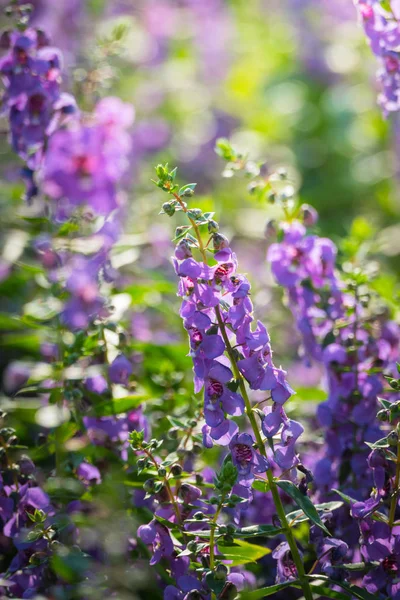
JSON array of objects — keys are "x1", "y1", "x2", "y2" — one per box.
[
  {"x1": 2, "y1": 0, "x2": 400, "y2": 423},
  {"x1": 1, "y1": 1, "x2": 400, "y2": 596},
  {"x1": 1, "y1": 0, "x2": 400, "y2": 443}
]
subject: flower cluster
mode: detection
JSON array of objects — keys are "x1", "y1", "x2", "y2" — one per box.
[
  {"x1": 354, "y1": 0, "x2": 400, "y2": 116},
  {"x1": 0, "y1": 25, "x2": 77, "y2": 179},
  {"x1": 267, "y1": 214, "x2": 399, "y2": 495},
  {"x1": 0, "y1": 7, "x2": 144, "y2": 597}
]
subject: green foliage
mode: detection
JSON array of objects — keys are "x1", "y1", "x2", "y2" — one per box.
[{"x1": 276, "y1": 480, "x2": 331, "y2": 535}]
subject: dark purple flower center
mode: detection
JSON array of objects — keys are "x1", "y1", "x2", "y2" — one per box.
[
  {"x1": 214, "y1": 263, "x2": 232, "y2": 283},
  {"x1": 192, "y1": 329, "x2": 203, "y2": 345},
  {"x1": 15, "y1": 48, "x2": 28, "y2": 65},
  {"x1": 207, "y1": 380, "x2": 224, "y2": 400},
  {"x1": 73, "y1": 154, "x2": 97, "y2": 176},
  {"x1": 282, "y1": 555, "x2": 297, "y2": 578},
  {"x1": 386, "y1": 56, "x2": 399, "y2": 73},
  {"x1": 383, "y1": 555, "x2": 398, "y2": 575},
  {"x1": 234, "y1": 443, "x2": 252, "y2": 463},
  {"x1": 29, "y1": 93, "x2": 46, "y2": 115},
  {"x1": 184, "y1": 277, "x2": 195, "y2": 294}
]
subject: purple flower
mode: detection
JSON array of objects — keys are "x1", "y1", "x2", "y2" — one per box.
[
  {"x1": 109, "y1": 354, "x2": 133, "y2": 385},
  {"x1": 43, "y1": 97, "x2": 133, "y2": 216},
  {"x1": 84, "y1": 374, "x2": 108, "y2": 395},
  {"x1": 76, "y1": 462, "x2": 101, "y2": 485},
  {"x1": 229, "y1": 432, "x2": 269, "y2": 487},
  {"x1": 137, "y1": 520, "x2": 174, "y2": 566},
  {"x1": 203, "y1": 361, "x2": 244, "y2": 427},
  {"x1": 274, "y1": 419, "x2": 304, "y2": 470},
  {"x1": 272, "y1": 541, "x2": 299, "y2": 583}
]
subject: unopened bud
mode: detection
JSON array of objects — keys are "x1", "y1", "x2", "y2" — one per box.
[
  {"x1": 162, "y1": 202, "x2": 175, "y2": 216},
  {"x1": 208, "y1": 220, "x2": 219, "y2": 233},
  {"x1": 212, "y1": 233, "x2": 229, "y2": 252},
  {"x1": 377, "y1": 409, "x2": 389, "y2": 422},
  {"x1": 219, "y1": 582, "x2": 238, "y2": 600},
  {"x1": 263, "y1": 221, "x2": 277, "y2": 242},
  {"x1": 300, "y1": 203, "x2": 318, "y2": 227}
]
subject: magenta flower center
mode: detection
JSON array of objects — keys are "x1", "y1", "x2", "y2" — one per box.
[
  {"x1": 192, "y1": 329, "x2": 203, "y2": 345},
  {"x1": 215, "y1": 263, "x2": 232, "y2": 282},
  {"x1": 383, "y1": 555, "x2": 398, "y2": 575},
  {"x1": 234, "y1": 443, "x2": 252, "y2": 464},
  {"x1": 29, "y1": 93, "x2": 46, "y2": 115},
  {"x1": 207, "y1": 380, "x2": 224, "y2": 400},
  {"x1": 73, "y1": 154, "x2": 97, "y2": 176}
]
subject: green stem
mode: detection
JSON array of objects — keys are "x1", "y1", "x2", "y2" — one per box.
[
  {"x1": 142, "y1": 447, "x2": 183, "y2": 530},
  {"x1": 209, "y1": 494, "x2": 225, "y2": 600},
  {"x1": 173, "y1": 190, "x2": 313, "y2": 599},
  {"x1": 389, "y1": 439, "x2": 400, "y2": 527},
  {"x1": 215, "y1": 307, "x2": 313, "y2": 600}
]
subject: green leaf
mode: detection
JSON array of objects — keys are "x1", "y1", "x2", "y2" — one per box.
[
  {"x1": 365, "y1": 436, "x2": 389, "y2": 450},
  {"x1": 215, "y1": 138, "x2": 237, "y2": 162},
  {"x1": 179, "y1": 183, "x2": 197, "y2": 195},
  {"x1": 276, "y1": 480, "x2": 330, "y2": 535},
  {"x1": 238, "y1": 581, "x2": 296, "y2": 599},
  {"x1": 252, "y1": 479, "x2": 270, "y2": 493},
  {"x1": 378, "y1": 398, "x2": 392, "y2": 410},
  {"x1": 286, "y1": 501, "x2": 343, "y2": 525},
  {"x1": 25, "y1": 528, "x2": 43, "y2": 542},
  {"x1": 303, "y1": 584, "x2": 350, "y2": 600},
  {"x1": 23, "y1": 297, "x2": 62, "y2": 321},
  {"x1": 336, "y1": 581, "x2": 381, "y2": 600},
  {"x1": 235, "y1": 524, "x2": 283, "y2": 538},
  {"x1": 217, "y1": 539, "x2": 271, "y2": 566},
  {"x1": 93, "y1": 394, "x2": 149, "y2": 417}
]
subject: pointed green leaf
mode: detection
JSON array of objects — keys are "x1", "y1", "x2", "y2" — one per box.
[
  {"x1": 276, "y1": 480, "x2": 330, "y2": 535},
  {"x1": 93, "y1": 394, "x2": 149, "y2": 417},
  {"x1": 286, "y1": 501, "x2": 343, "y2": 525},
  {"x1": 217, "y1": 539, "x2": 271, "y2": 566},
  {"x1": 238, "y1": 581, "x2": 296, "y2": 599},
  {"x1": 336, "y1": 581, "x2": 381, "y2": 600},
  {"x1": 235, "y1": 524, "x2": 283, "y2": 539},
  {"x1": 252, "y1": 479, "x2": 270, "y2": 493}
]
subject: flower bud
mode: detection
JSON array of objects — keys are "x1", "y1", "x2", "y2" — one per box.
[
  {"x1": 187, "y1": 540, "x2": 198, "y2": 552},
  {"x1": 143, "y1": 479, "x2": 155, "y2": 493},
  {"x1": 170, "y1": 464, "x2": 183, "y2": 476},
  {"x1": 264, "y1": 219, "x2": 277, "y2": 240},
  {"x1": 388, "y1": 431, "x2": 398, "y2": 446},
  {"x1": 219, "y1": 582, "x2": 238, "y2": 600},
  {"x1": 300, "y1": 203, "x2": 318, "y2": 227},
  {"x1": 213, "y1": 233, "x2": 229, "y2": 251},
  {"x1": 175, "y1": 239, "x2": 192, "y2": 259},
  {"x1": 156, "y1": 164, "x2": 166, "y2": 179},
  {"x1": 163, "y1": 201, "x2": 175, "y2": 216},
  {"x1": 377, "y1": 409, "x2": 389, "y2": 422},
  {"x1": 218, "y1": 524, "x2": 227, "y2": 535},
  {"x1": 215, "y1": 563, "x2": 228, "y2": 580},
  {"x1": 179, "y1": 483, "x2": 201, "y2": 504},
  {"x1": 208, "y1": 219, "x2": 219, "y2": 233},
  {"x1": 157, "y1": 467, "x2": 167, "y2": 477},
  {"x1": 186, "y1": 592, "x2": 202, "y2": 600},
  {"x1": 168, "y1": 427, "x2": 179, "y2": 440}
]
